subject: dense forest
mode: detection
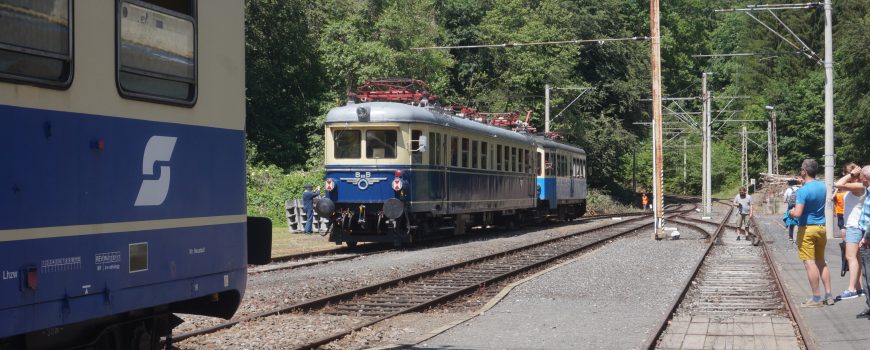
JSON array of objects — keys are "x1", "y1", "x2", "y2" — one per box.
[{"x1": 244, "y1": 0, "x2": 868, "y2": 207}]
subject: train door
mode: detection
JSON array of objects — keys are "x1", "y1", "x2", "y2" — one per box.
[{"x1": 570, "y1": 156, "x2": 576, "y2": 198}]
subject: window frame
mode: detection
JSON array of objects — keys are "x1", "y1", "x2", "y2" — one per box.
[
  {"x1": 471, "y1": 140, "x2": 478, "y2": 169},
  {"x1": 480, "y1": 142, "x2": 488, "y2": 170},
  {"x1": 461, "y1": 137, "x2": 469, "y2": 168},
  {"x1": 115, "y1": 0, "x2": 198, "y2": 106},
  {"x1": 0, "y1": 0, "x2": 74, "y2": 88},
  {"x1": 365, "y1": 129, "x2": 398, "y2": 159},
  {"x1": 332, "y1": 129, "x2": 362, "y2": 159}
]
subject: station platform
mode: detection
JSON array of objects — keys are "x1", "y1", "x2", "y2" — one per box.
[{"x1": 755, "y1": 214, "x2": 870, "y2": 350}]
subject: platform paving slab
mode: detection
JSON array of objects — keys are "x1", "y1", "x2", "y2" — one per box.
[{"x1": 757, "y1": 214, "x2": 870, "y2": 350}]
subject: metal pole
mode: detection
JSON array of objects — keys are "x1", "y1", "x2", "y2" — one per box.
[
  {"x1": 545, "y1": 84, "x2": 551, "y2": 133},
  {"x1": 767, "y1": 119, "x2": 773, "y2": 175},
  {"x1": 742, "y1": 125, "x2": 748, "y2": 187},
  {"x1": 650, "y1": 0, "x2": 664, "y2": 239},
  {"x1": 823, "y1": 0, "x2": 835, "y2": 238},
  {"x1": 772, "y1": 110, "x2": 779, "y2": 174},
  {"x1": 701, "y1": 73, "x2": 708, "y2": 214},
  {"x1": 632, "y1": 149, "x2": 637, "y2": 192},
  {"x1": 683, "y1": 138, "x2": 687, "y2": 194}
]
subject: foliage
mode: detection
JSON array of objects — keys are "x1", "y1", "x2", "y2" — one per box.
[
  {"x1": 242, "y1": 0, "x2": 870, "y2": 209},
  {"x1": 246, "y1": 162, "x2": 324, "y2": 227},
  {"x1": 586, "y1": 188, "x2": 642, "y2": 215}
]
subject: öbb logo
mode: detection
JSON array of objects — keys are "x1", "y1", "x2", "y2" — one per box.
[{"x1": 135, "y1": 136, "x2": 177, "y2": 206}]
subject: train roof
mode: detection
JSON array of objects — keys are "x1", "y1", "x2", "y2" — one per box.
[
  {"x1": 531, "y1": 135, "x2": 586, "y2": 155},
  {"x1": 325, "y1": 102, "x2": 535, "y2": 144}
]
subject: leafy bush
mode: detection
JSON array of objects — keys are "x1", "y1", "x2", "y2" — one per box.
[
  {"x1": 247, "y1": 159, "x2": 324, "y2": 227},
  {"x1": 586, "y1": 188, "x2": 641, "y2": 215}
]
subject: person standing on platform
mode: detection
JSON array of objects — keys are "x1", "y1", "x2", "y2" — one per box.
[
  {"x1": 302, "y1": 184, "x2": 321, "y2": 234},
  {"x1": 783, "y1": 179, "x2": 802, "y2": 243},
  {"x1": 642, "y1": 193, "x2": 649, "y2": 211},
  {"x1": 789, "y1": 159, "x2": 834, "y2": 307},
  {"x1": 834, "y1": 163, "x2": 864, "y2": 301},
  {"x1": 733, "y1": 187, "x2": 753, "y2": 241},
  {"x1": 833, "y1": 165, "x2": 854, "y2": 239},
  {"x1": 855, "y1": 166, "x2": 870, "y2": 318}
]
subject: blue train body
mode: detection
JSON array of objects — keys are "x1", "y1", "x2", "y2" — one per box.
[
  {"x1": 317, "y1": 101, "x2": 586, "y2": 246},
  {"x1": 0, "y1": 2, "x2": 269, "y2": 349}
]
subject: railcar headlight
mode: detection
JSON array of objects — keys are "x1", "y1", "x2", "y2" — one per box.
[{"x1": 356, "y1": 106, "x2": 370, "y2": 120}]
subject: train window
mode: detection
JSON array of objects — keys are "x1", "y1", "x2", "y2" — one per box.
[
  {"x1": 366, "y1": 130, "x2": 397, "y2": 159},
  {"x1": 436, "y1": 133, "x2": 443, "y2": 165},
  {"x1": 535, "y1": 152, "x2": 542, "y2": 176},
  {"x1": 518, "y1": 148, "x2": 524, "y2": 173},
  {"x1": 333, "y1": 129, "x2": 361, "y2": 159},
  {"x1": 450, "y1": 137, "x2": 458, "y2": 167},
  {"x1": 471, "y1": 141, "x2": 479, "y2": 168},
  {"x1": 508, "y1": 147, "x2": 515, "y2": 173},
  {"x1": 505, "y1": 147, "x2": 511, "y2": 172},
  {"x1": 461, "y1": 138, "x2": 469, "y2": 168},
  {"x1": 428, "y1": 132, "x2": 436, "y2": 165},
  {"x1": 480, "y1": 142, "x2": 488, "y2": 170},
  {"x1": 496, "y1": 145, "x2": 502, "y2": 171},
  {"x1": 117, "y1": 0, "x2": 197, "y2": 104},
  {"x1": 0, "y1": 0, "x2": 71, "y2": 86},
  {"x1": 411, "y1": 130, "x2": 423, "y2": 164}
]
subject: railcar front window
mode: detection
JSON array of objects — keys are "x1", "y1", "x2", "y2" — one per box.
[
  {"x1": 366, "y1": 130, "x2": 397, "y2": 159},
  {"x1": 333, "y1": 130, "x2": 361, "y2": 159},
  {"x1": 118, "y1": 0, "x2": 196, "y2": 104},
  {"x1": 0, "y1": 0, "x2": 71, "y2": 85}
]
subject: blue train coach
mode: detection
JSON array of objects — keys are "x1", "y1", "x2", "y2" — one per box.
[
  {"x1": 0, "y1": 1, "x2": 270, "y2": 349},
  {"x1": 315, "y1": 81, "x2": 587, "y2": 247}
]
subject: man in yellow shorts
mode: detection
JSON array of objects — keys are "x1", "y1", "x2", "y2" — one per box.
[{"x1": 789, "y1": 159, "x2": 834, "y2": 307}]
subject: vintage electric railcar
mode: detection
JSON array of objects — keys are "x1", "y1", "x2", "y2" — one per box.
[
  {"x1": 0, "y1": 1, "x2": 269, "y2": 349},
  {"x1": 316, "y1": 101, "x2": 587, "y2": 246}
]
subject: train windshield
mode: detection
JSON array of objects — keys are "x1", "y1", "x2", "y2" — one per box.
[
  {"x1": 333, "y1": 129, "x2": 361, "y2": 159},
  {"x1": 366, "y1": 130, "x2": 397, "y2": 159}
]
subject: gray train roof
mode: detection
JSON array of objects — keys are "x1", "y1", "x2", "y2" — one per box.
[
  {"x1": 326, "y1": 102, "x2": 534, "y2": 144},
  {"x1": 531, "y1": 135, "x2": 586, "y2": 155}
]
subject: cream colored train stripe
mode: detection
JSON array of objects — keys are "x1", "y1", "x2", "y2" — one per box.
[{"x1": 0, "y1": 214, "x2": 247, "y2": 242}]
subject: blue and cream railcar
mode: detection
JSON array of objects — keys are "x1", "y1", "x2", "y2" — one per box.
[
  {"x1": 534, "y1": 136, "x2": 588, "y2": 219},
  {"x1": 318, "y1": 102, "x2": 538, "y2": 246},
  {"x1": 0, "y1": 1, "x2": 268, "y2": 349}
]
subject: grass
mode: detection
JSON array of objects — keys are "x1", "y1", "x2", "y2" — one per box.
[{"x1": 270, "y1": 226, "x2": 340, "y2": 257}]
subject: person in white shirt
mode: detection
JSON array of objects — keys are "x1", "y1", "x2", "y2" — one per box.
[{"x1": 733, "y1": 187, "x2": 753, "y2": 241}]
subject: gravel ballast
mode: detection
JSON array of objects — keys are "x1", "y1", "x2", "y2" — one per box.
[{"x1": 414, "y1": 206, "x2": 728, "y2": 350}]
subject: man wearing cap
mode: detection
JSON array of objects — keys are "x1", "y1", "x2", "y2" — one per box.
[{"x1": 302, "y1": 184, "x2": 321, "y2": 234}]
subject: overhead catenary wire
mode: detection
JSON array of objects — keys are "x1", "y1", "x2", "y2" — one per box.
[{"x1": 410, "y1": 36, "x2": 650, "y2": 51}]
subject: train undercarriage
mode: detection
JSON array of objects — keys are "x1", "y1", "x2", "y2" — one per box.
[{"x1": 326, "y1": 201, "x2": 586, "y2": 247}]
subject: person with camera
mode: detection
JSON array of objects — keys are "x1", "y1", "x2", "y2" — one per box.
[
  {"x1": 833, "y1": 163, "x2": 865, "y2": 301},
  {"x1": 733, "y1": 187, "x2": 753, "y2": 241},
  {"x1": 302, "y1": 184, "x2": 322, "y2": 234}
]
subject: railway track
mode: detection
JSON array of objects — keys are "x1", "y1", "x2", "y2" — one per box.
[
  {"x1": 250, "y1": 211, "x2": 649, "y2": 275},
  {"x1": 646, "y1": 202, "x2": 810, "y2": 350},
  {"x1": 169, "y1": 203, "x2": 693, "y2": 349}
]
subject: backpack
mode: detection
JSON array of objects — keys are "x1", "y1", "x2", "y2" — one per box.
[{"x1": 787, "y1": 186, "x2": 799, "y2": 207}]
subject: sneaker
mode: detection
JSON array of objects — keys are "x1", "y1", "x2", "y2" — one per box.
[
  {"x1": 800, "y1": 298, "x2": 824, "y2": 308},
  {"x1": 859, "y1": 289, "x2": 866, "y2": 296},
  {"x1": 825, "y1": 297, "x2": 836, "y2": 306},
  {"x1": 838, "y1": 290, "x2": 860, "y2": 300}
]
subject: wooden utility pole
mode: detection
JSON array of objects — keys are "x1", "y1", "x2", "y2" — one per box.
[{"x1": 650, "y1": 0, "x2": 664, "y2": 239}]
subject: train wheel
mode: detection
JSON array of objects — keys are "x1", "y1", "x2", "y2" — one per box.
[
  {"x1": 95, "y1": 327, "x2": 123, "y2": 350},
  {"x1": 129, "y1": 325, "x2": 151, "y2": 350},
  {"x1": 453, "y1": 215, "x2": 467, "y2": 235}
]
